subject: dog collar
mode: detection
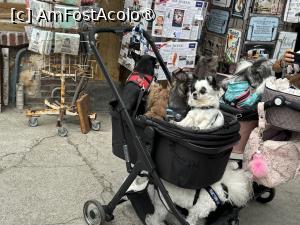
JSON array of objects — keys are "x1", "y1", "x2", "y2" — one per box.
[{"x1": 191, "y1": 106, "x2": 216, "y2": 110}]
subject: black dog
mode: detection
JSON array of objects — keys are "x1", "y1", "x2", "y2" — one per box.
[{"x1": 122, "y1": 52, "x2": 157, "y2": 116}]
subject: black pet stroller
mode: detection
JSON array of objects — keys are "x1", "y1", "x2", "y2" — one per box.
[{"x1": 83, "y1": 27, "x2": 242, "y2": 225}]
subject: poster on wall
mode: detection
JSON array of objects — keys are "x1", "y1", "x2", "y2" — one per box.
[
  {"x1": 283, "y1": 0, "x2": 300, "y2": 23},
  {"x1": 232, "y1": 0, "x2": 248, "y2": 18},
  {"x1": 124, "y1": 0, "x2": 153, "y2": 27},
  {"x1": 273, "y1": 32, "x2": 298, "y2": 60},
  {"x1": 225, "y1": 28, "x2": 242, "y2": 63},
  {"x1": 118, "y1": 33, "x2": 138, "y2": 71},
  {"x1": 149, "y1": 41, "x2": 198, "y2": 80},
  {"x1": 118, "y1": 34, "x2": 198, "y2": 80},
  {"x1": 212, "y1": 0, "x2": 232, "y2": 8},
  {"x1": 252, "y1": 0, "x2": 285, "y2": 15},
  {"x1": 152, "y1": 0, "x2": 208, "y2": 40},
  {"x1": 246, "y1": 16, "x2": 279, "y2": 42},
  {"x1": 207, "y1": 9, "x2": 230, "y2": 34}
]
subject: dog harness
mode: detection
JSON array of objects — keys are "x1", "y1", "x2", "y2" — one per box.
[
  {"x1": 126, "y1": 71, "x2": 153, "y2": 90},
  {"x1": 126, "y1": 71, "x2": 154, "y2": 117},
  {"x1": 193, "y1": 184, "x2": 228, "y2": 208}
]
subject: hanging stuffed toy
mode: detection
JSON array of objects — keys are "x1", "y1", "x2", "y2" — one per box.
[{"x1": 248, "y1": 151, "x2": 268, "y2": 178}]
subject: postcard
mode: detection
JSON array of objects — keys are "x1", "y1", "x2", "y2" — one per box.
[
  {"x1": 284, "y1": 0, "x2": 300, "y2": 23},
  {"x1": 54, "y1": 33, "x2": 80, "y2": 56},
  {"x1": 225, "y1": 28, "x2": 242, "y2": 63},
  {"x1": 232, "y1": 0, "x2": 249, "y2": 18},
  {"x1": 252, "y1": 0, "x2": 285, "y2": 15},
  {"x1": 212, "y1": 0, "x2": 232, "y2": 8},
  {"x1": 202, "y1": 32, "x2": 227, "y2": 56},
  {"x1": 246, "y1": 16, "x2": 279, "y2": 41},
  {"x1": 207, "y1": 9, "x2": 230, "y2": 34},
  {"x1": 273, "y1": 31, "x2": 298, "y2": 59}
]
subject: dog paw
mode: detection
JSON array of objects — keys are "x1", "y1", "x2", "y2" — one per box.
[
  {"x1": 228, "y1": 161, "x2": 240, "y2": 170},
  {"x1": 169, "y1": 120, "x2": 177, "y2": 125},
  {"x1": 145, "y1": 214, "x2": 165, "y2": 225}
]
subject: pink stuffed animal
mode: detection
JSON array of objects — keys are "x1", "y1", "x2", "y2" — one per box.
[{"x1": 248, "y1": 153, "x2": 268, "y2": 178}]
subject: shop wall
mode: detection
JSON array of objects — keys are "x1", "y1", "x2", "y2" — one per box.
[{"x1": 0, "y1": 0, "x2": 26, "y2": 32}]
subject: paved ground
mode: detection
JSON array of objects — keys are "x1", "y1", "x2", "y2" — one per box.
[{"x1": 0, "y1": 109, "x2": 299, "y2": 225}]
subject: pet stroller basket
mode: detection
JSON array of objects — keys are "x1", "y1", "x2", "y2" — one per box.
[
  {"x1": 220, "y1": 103, "x2": 258, "y2": 154},
  {"x1": 262, "y1": 83, "x2": 300, "y2": 132},
  {"x1": 111, "y1": 101, "x2": 240, "y2": 189}
]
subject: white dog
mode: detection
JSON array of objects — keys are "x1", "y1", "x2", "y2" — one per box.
[
  {"x1": 145, "y1": 162, "x2": 252, "y2": 225},
  {"x1": 174, "y1": 76, "x2": 224, "y2": 130}
]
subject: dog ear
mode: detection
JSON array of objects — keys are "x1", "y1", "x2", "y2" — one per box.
[
  {"x1": 131, "y1": 51, "x2": 142, "y2": 63},
  {"x1": 206, "y1": 75, "x2": 219, "y2": 91},
  {"x1": 150, "y1": 56, "x2": 157, "y2": 67}
]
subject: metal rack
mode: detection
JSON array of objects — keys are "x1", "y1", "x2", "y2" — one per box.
[{"x1": 26, "y1": 28, "x2": 100, "y2": 136}]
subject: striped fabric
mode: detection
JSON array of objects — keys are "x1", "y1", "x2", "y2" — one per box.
[{"x1": 0, "y1": 31, "x2": 28, "y2": 47}]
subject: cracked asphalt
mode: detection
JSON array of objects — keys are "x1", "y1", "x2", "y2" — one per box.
[{"x1": 0, "y1": 109, "x2": 299, "y2": 225}]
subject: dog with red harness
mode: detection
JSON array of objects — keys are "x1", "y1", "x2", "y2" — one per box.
[{"x1": 122, "y1": 53, "x2": 157, "y2": 116}]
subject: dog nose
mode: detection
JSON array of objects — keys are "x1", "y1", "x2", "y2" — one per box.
[{"x1": 193, "y1": 93, "x2": 197, "y2": 99}]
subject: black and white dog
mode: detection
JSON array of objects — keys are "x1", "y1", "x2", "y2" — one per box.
[
  {"x1": 128, "y1": 162, "x2": 252, "y2": 225},
  {"x1": 174, "y1": 76, "x2": 224, "y2": 130},
  {"x1": 122, "y1": 53, "x2": 157, "y2": 116},
  {"x1": 145, "y1": 162, "x2": 252, "y2": 225}
]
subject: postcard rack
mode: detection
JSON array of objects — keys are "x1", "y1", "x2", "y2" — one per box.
[
  {"x1": 26, "y1": 40, "x2": 100, "y2": 137},
  {"x1": 25, "y1": 0, "x2": 100, "y2": 137}
]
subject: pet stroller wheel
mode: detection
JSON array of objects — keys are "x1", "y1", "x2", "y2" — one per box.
[
  {"x1": 91, "y1": 120, "x2": 101, "y2": 131},
  {"x1": 58, "y1": 127, "x2": 68, "y2": 137},
  {"x1": 229, "y1": 218, "x2": 240, "y2": 225},
  {"x1": 28, "y1": 117, "x2": 38, "y2": 127},
  {"x1": 256, "y1": 188, "x2": 276, "y2": 204},
  {"x1": 83, "y1": 200, "x2": 106, "y2": 225}
]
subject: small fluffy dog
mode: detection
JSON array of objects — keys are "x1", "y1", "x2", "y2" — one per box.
[
  {"x1": 174, "y1": 76, "x2": 224, "y2": 130},
  {"x1": 167, "y1": 68, "x2": 194, "y2": 121},
  {"x1": 145, "y1": 162, "x2": 252, "y2": 225},
  {"x1": 144, "y1": 83, "x2": 170, "y2": 120},
  {"x1": 145, "y1": 69, "x2": 193, "y2": 121},
  {"x1": 223, "y1": 59, "x2": 273, "y2": 90}
]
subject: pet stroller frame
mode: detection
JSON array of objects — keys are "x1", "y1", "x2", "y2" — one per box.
[{"x1": 83, "y1": 26, "x2": 240, "y2": 225}]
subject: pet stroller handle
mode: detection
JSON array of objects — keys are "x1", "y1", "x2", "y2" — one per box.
[
  {"x1": 265, "y1": 95, "x2": 300, "y2": 112},
  {"x1": 89, "y1": 26, "x2": 172, "y2": 83},
  {"x1": 88, "y1": 27, "x2": 191, "y2": 225}
]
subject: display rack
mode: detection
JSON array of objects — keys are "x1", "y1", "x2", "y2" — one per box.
[{"x1": 26, "y1": 0, "x2": 100, "y2": 137}]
